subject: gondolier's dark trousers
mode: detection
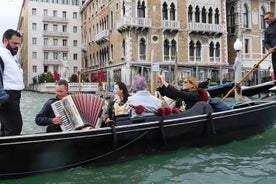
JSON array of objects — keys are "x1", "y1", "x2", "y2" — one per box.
[
  {"x1": 272, "y1": 52, "x2": 276, "y2": 79},
  {"x1": 0, "y1": 90, "x2": 23, "y2": 136}
]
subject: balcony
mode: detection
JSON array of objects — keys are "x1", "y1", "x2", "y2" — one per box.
[
  {"x1": 43, "y1": 59, "x2": 61, "y2": 65},
  {"x1": 43, "y1": 31, "x2": 69, "y2": 37},
  {"x1": 162, "y1": 20, "x2": 180, "y2": 32},
  {"x1": 188, "y1": 23, "x2": 225, "y2": 35},
  {"x1": 43, "y1": 46, "x2": 68, "y2": 52},
  {"x1": 43, "y1": 16, "x2": 68, "y2": 24},
  {"x1": 95, "y1": 30, "x2": 109, "y2": 44},
  {"x1": 117, "y1": 16, "x2": 152, "y2": 32}
]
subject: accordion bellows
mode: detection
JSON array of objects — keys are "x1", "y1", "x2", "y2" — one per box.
[{"x1": 51, "y1": 94, "x2": 105, "y2": 131}]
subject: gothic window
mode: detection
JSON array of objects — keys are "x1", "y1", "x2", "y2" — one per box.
[
  {"x1": 139, "y1": 38, "x2": 146, "y2": 61},
  {"x1": 208, "y1": 7, "x2": 213, "y2": 24},
  {"x1": 189, "y1": 41, "x2": 195, "y2": 57},
  {"x1": 170, "y1": 3, "x2": 176, "y2": 20},
  {"x1": 137, "y1": 0, "x2": 145, "y2": 18},
  {"x1": 227, "y1": 6, "x2": 235, "y2": 34},
  {"x1": 196, "y1": 41, "x2": 201, "y2": 62},
  {"x1": 188, "y1": 5, "x2": 193, "y2": 22},
  {"x1": 202, "y1": 7, "x2": 206, "y2": 23},
  {"x1": 215, "y1": 42, "x2": 220, "y2": 58},
  {"x1": 164, "y1": 39, "x2": 170, "y2": 61},
  {"x1": 260, "y1": 6, "x2": 266, "y2": 29},
  {"x1": 209, "y1": 42, "x2": 214, "y2": 57},
  {"x1": 122, "y1": 39, "x2": 126, "y2": 58},
  {"x1": 189, "y1": 41, "x2": 195, "y2": 60},
  {"x1": 195, "y1": 6, "x2": 200, "y2": 23},
  {"x1": 243, "y1": 3, "x2": 249, "y2": 28},
  {"x1": 123, "y1": 1, "x2": 125, "y2": 16},
  {"x1": 171, "y1": 39, "x2": 177, "y2": 61},
  {"x1": 215, "y1": 8, "x2": 219, "y2": 24},
  {"x1": 162, "y1": 2, "x2": 168, "y2": 20}
]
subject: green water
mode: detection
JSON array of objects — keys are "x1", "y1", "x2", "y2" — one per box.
[{"x1": 1, "y1": 91, "x2": 276, "y2": 184}]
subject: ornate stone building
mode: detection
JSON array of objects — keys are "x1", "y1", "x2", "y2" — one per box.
[
  {"x1": 226, "y1": 0, "x2": 274, "y2": 83},
  {"x1": 80, "y1": 0, "x2": 275, "y2": 88},
  {"x1": 80, "y1": 0, "x2": 228, "y2": 88}
]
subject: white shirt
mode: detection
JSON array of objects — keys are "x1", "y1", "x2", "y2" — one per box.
[{"x1": 0, "y1": 47, "x2": 24, "y2": 90}]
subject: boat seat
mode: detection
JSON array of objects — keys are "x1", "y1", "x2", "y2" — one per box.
[
  {"x1": 115, "y1": 115, "x2": 162, "y2": 126},
  {"x1": 163, "y1": 101, "x2": 214, "y2": 120}
]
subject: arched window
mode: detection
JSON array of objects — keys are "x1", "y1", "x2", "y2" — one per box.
[
  {"x1": 215, "y1": 42, "x2": 220, "y2": 58},
  {"x1": 196, "y1": 41, "x2": 201, "y2": 62},
  {"x1": 189, "y1": 41, "x2": 195, "y2": 61},
  {"x1": 139, "y1": 38, "x2": 146, "y2": 61},
  {"x1": 123, "y1": 1, "x2": 125, "y2": 15},
  {"x1": 208, "y1": 7, "x2": 213, "y2": 24},
  {"x1": 171, "y1": 39, "x2": 177, "y2": 61},
  {"x1": 162, "y1": 2, "x2": 168, "y2": 20},
  {"x1": 170, "y1": 3, "x2": 176, "y2": 20},
  {"x1": 188, "y1": 5, "x2": 193, "y2": 22},
  {"x1": 137, "y1": 0, "x2": 145, "y2": 18},
  {"x1": 164, "y1": 39, "x2": 170, "y2": 61},
  {"x1": 202, "y1": 7, "x2": 206, "y2": 23},
  {"x1": 122, "y1": 39, "x2": 126, "y2": 57},
  {"x1": 195, "y1": 6, "x2": 200, "y2": 23},
  {"x1": 260, "y1": 6, "x2": 266, "y2": 29},
  {"x1": 209, "y1": 41, "x2": 214, "y2": 58},
  {"x1": 227, "y1": 6, "x2": 235, "y2": 34},
  {"x1": 215, "y1": 8, "x2": 219, "y2": 24},
  {"x1": 243, "y1": 3, "x2": 249, "y2": 28}
]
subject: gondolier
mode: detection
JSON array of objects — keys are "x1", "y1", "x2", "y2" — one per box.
[
  {"x1": 0, "y1": 29, "x2": 24, "y2": 136},
  {"x1": 264, "y1": 11, "x2": 276, "y2": 79}
]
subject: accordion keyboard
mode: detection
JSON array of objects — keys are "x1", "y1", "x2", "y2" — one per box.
[{"x1": 51, "y1": 100, "x2": 73, "y2": 131}]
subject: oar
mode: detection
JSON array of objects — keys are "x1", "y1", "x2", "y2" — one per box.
[{"x1": 221, "y1": 46, "x2": 276, "y2": 102}]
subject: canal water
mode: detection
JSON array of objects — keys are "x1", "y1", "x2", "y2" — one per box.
[{"x1": 2, "y1": 91, "x2": 276, "y2": 184}]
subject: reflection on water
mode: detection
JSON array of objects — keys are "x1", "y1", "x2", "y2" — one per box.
[
  {"x1": 10, "y1": 91, "x2": 276, "y2": 183},
  {"x1": 21, "y1": 91, "x2": 53, "y2": 134}
]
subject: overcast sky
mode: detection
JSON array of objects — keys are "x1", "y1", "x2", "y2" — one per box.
[{"x1": 0, "y1": 0, "x2": 23, "y2": 45}]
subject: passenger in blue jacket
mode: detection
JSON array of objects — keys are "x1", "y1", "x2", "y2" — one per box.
[{"x1": 35, "y1": 79, "x2": 69, "y2": 132}]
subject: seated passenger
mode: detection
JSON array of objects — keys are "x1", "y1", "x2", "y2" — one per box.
[
  {"x1": 35, "y1": 79, "x2": 69, "y2": 132},
  {"x1": 128, "y1": 75, "x2": 161, "y2": 118},
  {"x1": 157, "y1": 74, "x2": 209, "y2": 110},
  {"x1": 102, "y1": 81, "x2": 130, "y2": 124}
]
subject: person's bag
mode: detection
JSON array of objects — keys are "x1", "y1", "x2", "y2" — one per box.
[{"x1": 208, "y1": 98, "x2": 231, "y2": 112}]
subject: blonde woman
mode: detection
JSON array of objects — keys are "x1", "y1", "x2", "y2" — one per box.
[{"x1": 157, "y1": 74, "x2": 209, "y2": 110}]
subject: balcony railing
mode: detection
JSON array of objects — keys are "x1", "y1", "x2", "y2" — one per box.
[
  {"x1": 189, "y1": 23, "x2": 225, "y2": 34},
  {"x1": 43, "y1": 31, "x2": 69, "y2": 37},
  {"x1": 95, "y1": 30, "x2": 109, "y2": 43},
  {"x1": 43, "y1": 60, "x2": 61, "y2": 65},
  {"x1": 117, "y1": 17, "x2": 152, "y2": 31},
  {"x1": 43, "y1": 16, "x2": 68, "y2": 23},
  {"x1": 43, "y1": 46, "x2": 68, "y2": 52},
  {"x1": 162, "y1": 20, "x2": 180, "y2": 30}
]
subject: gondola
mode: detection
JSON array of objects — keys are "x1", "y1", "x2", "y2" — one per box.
[
  {"x1": 206, "y1": 80, "x2": 276, "y2": 97},
  {"x1": 1, "y1": 97, "x2": 276, "y2": 179}
]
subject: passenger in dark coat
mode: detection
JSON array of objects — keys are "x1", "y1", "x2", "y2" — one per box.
[{"x1": 157, "y1": 74, "x2": 209, "y2": 110}]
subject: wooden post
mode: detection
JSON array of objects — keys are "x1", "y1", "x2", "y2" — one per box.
[
  {"x1": 174, "y1": 52, "x2": 178, "y2": 88},
  {"x1": 150, "y1": 50, "x2": 156, "y2": 95}
]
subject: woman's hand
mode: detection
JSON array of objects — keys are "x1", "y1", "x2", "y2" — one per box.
[{"x1": 157, "y1": 73, "x2": 168, "y2": 87}]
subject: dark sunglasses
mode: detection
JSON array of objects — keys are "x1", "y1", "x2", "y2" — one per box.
[{"x1": 183, "y1": 80, "x2": 190, "y2": 84}]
